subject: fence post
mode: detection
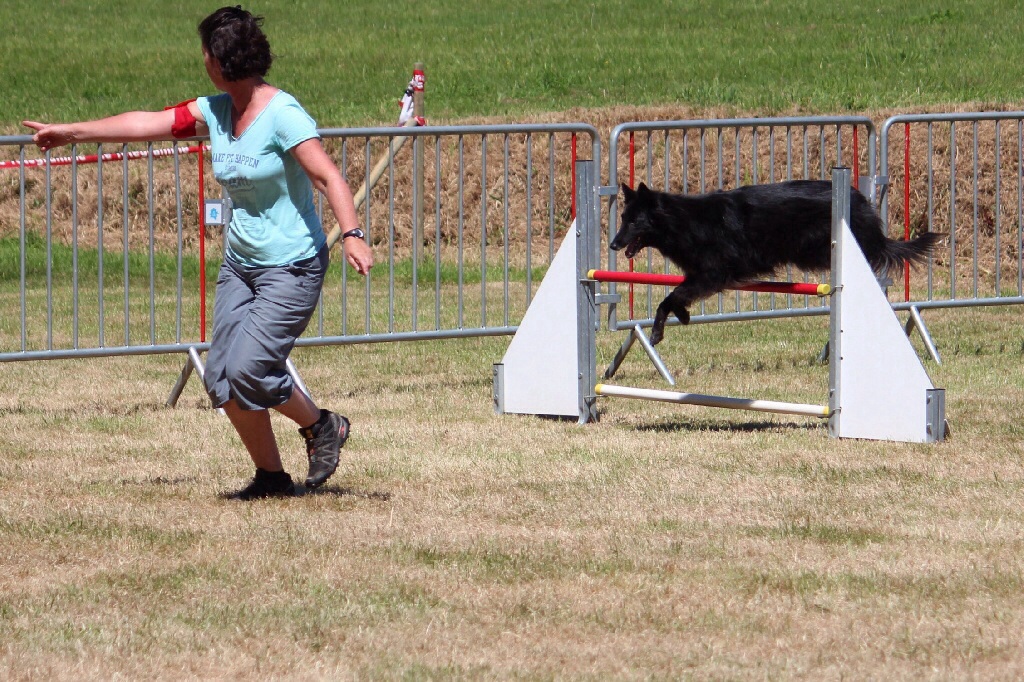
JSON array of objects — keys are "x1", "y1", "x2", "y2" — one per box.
[{"x1": 827, "y1": 167, "x2": 851, "y2": 435}]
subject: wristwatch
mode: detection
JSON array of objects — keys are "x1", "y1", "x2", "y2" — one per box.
[{"x1": 341, "y1": 228, "x2": 365, "y2": 240}]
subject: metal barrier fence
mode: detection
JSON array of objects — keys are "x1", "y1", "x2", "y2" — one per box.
[
  {"x1": 310, "y1": 124, "x2": 599, "y2": 346},
  {"x1": 2, "y1": 111, "x2": 1022, "y2": 366},
  {"x1": 604, "y1": 116, "x2": 876, "y2": 333},
  {"x1": 0, "y1": 141, "x2": 209, "y2": 361},
  {"x1": 0, "y1": 123, "x2": 599, "y2": 362},
  {"x1": 879, "y1": 112, "x2": 1024, "y2": 312}
]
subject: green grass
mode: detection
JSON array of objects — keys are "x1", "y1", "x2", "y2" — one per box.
[
  {"x1": 0, "y1": 235, "x2": 548, "y2": 288},
  {"x1": 0, "y1": 236, "x2": 554, "y2": 352},
  {"x1": 0, "y1": 233, "x2": 200, "y2": 284},
  {"x1": 3, "y1": 0, "x2": 1024, "y2": 129}
]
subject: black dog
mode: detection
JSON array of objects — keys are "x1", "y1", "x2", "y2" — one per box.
[{"x1": 611, "y1": 180, "x2": 942, "y2": 345}]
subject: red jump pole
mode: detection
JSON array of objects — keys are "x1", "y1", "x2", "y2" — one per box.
[
  {"x1": 852, "y1": 127, "x2": 860, "y2": 191},
  {"x1": 197, "y1": 145, "x2": 208, "y2": 343},
  {"x1": 587, "y1": 269, "x2": 831, "y2": 296}
]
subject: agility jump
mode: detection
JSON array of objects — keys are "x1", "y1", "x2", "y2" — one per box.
[
  {"x1": 587, "y1": 270, "x2": 831, "y2": 297},
  {"x1": 493, "y1": 166, "x2": 946, "y2": 443},
  {"x1": 589, "y1": 259, "x2": 833, "y2": 418}
]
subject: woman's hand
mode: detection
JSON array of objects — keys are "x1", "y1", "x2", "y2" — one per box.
[
  {"x1": 22, "y1": 121, "x2": 75, "y2": 152},
  {"x1": 342, "y1": 235, "x2": 374, "y2": 275}
]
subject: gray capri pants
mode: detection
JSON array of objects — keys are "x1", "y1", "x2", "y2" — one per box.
[{"x1": 204, "y1": 247, "x2": 329, "y2": 410}]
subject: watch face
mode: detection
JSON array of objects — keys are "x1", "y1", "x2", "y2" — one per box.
[{"x1": 344, "y1": 229, "x2": 364, "y2": 240}]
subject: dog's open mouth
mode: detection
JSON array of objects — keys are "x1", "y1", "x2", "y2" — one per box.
[{"x1": 624, "y1": 238, "x2": 643, "y2": 259}]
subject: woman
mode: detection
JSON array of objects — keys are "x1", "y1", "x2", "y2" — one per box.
[{"x1": 23, "y1": 6, "x2": 373, "y2": 499}]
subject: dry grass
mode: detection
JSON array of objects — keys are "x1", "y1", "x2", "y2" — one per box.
[{"x1": 1, "y1": 305, "x2": 1022, "y2": 679}]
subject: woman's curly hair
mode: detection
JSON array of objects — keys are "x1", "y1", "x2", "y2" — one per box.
[{"x1": 198, "y1": 6, "x2": 273, "y2": 82}]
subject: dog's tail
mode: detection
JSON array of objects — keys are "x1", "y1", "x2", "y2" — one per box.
[{"x1": 875, "y1": 232, "x2": 945, "y2": 273}]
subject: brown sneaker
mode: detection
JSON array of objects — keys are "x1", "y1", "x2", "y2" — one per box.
[{"x1": 298, "y1": 410, "x2": 350, "y2": 489}]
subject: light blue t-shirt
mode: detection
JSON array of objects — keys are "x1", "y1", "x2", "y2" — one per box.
[{"x1": 197, "y1": 91, "x2": 325, "y2": 267}]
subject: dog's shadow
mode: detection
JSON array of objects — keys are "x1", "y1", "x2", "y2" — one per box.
[{"x1": 630, "y1": 418, "x2": 824, "y2": 435}]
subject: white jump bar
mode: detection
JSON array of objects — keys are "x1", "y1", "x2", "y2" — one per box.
[{"x1": 595, "y1": 383, "x2": 831, "y2": 418}]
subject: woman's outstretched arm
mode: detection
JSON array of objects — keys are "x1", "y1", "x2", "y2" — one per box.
[{"x1": 23, "y1": 101, "x2": 205, "y2": 152}]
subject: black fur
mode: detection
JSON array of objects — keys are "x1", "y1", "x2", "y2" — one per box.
[{"x1": 611, "y1": 180, "x2": 943, "y2": 345}]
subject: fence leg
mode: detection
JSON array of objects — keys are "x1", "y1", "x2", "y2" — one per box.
[
  {"x1": 166, "y1": 353, "x2": 196, "y2": 408},
  {"x1": 603, "y1": 328, "x2": 635, "y2": 380},
  {"x1": 818, "y1": 340, "x2": 830, "y2": 363},
  {"x1": 286, "y1": 358, "x2": 312, "y2": 398},
  {"x1": 603, "y1": 324, "x2": 675, "y2": 386},
  {"x1": 166, "y1": 346, "x2": 225, "y2": 415},
  {"x1": 904, "y1": 305, "x2": 942, "y2": 364},
  {"x1": 634, "y1": 326, "x2": 676, "y2": 386}
]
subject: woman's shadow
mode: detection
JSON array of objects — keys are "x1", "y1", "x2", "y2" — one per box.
[{"x1": 294, "y1": 484, "x2": 392, "y2": 501}]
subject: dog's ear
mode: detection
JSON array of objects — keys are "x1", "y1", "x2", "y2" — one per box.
[
  {"x1": 637, "y1": 182, "x2": 651, "y2": 196},
  {"x1": 621, "y1": 183, "x2": 636, "y2": 202}
]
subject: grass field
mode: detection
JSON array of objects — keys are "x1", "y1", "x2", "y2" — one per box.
[
  {"x1": 1, "y1": 307, "x2": 1022, "y2": 678},
  {"x1": 3, "y1": 1, "x2": 1024, "y2": 128},
  {"x1": 3, "y1": 0, "x2": 1024, "y2": 679}
]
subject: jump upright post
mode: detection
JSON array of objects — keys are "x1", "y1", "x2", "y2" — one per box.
[{"x1": 493, "y1": 165, "x2": 946, "y2": 443}]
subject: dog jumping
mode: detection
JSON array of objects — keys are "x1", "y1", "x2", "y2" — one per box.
[{"x1": 610, "y1": 180, "x2": 943, "y2": 345}]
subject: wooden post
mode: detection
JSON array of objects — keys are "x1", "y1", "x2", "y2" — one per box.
[
  {"x1": 324, "y1": 117, "x2": 418, "y2": 249},
  {"x1": 413, "y1": 63, "x2": 425, "y2": 255}
]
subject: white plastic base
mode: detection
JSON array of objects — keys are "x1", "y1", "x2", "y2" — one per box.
[
  {"x1": 494, "y1": 221, "x2": 581, "y2": 417},
  {"x1": 830, "y1": 220, "x2": 939, "y2": 442}
]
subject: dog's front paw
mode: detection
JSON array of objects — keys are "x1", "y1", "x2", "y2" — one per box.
[
  {"x1": 676, "y1": 308, "x2": 691, "y2": 325},
  {"x1": 649, "y1": 325, "x2": 664, "y2": 345}
]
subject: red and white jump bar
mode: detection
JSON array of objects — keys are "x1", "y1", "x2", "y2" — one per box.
[
  {"x1": 587, "y1": 269, "x2": 830, "y2": 296},
  {"x1": 0, "y1": 144, "x2": 207, "y2": 170}
]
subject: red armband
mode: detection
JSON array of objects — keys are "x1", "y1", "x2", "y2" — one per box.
[{"x1": 165, "y1": 99, "x2": 198, "y2": 139}]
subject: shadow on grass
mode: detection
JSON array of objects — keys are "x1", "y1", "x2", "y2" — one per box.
[
  {"x1": 216, "y1": 484, "x2": 392, "y2": 501},
  {"x1": 631, "y1": 419, "x2": 826, "y2": 435},
  {"x1": 119, "y1": 475, "x2": 198, "y2": 486},
  {"x1": 295, "y1": 484, "x2": 392, "y2": 501}
]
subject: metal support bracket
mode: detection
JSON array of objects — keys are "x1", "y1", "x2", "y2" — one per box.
[
  {"x1": 603, "y1": 324, "x2": 676, "y2": 387},
  {"x1": 872, "y1": 174, "x2": 890, "y2": 204},
  {"x1": 166, "y1": 346, "x2": 225, "y2": 415},
  {"x1": 167, "y1": 347, "x2": 310, "y2": 415},
  {"x1": 904, "y1": 305, "x2": 942, "y2": 364},
  {"x1": 926, "y1": 388, "x2": 948, "y2": 442}
]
